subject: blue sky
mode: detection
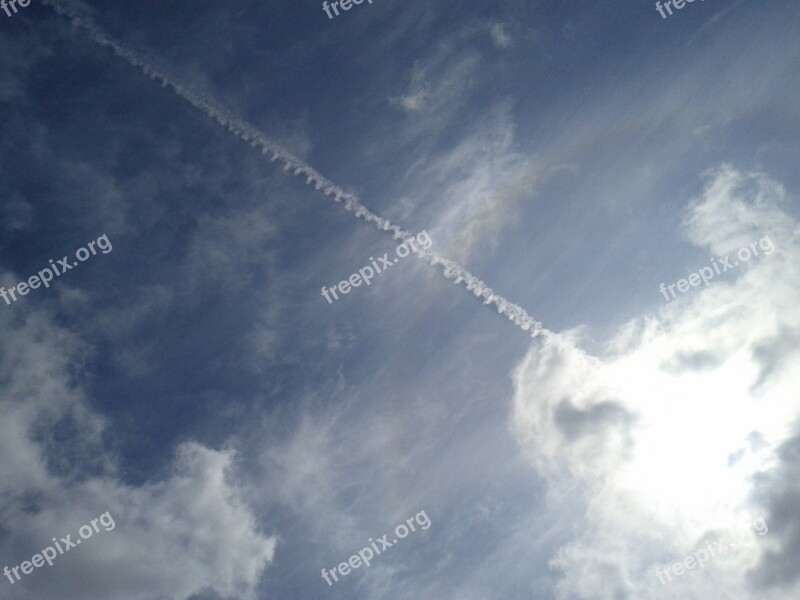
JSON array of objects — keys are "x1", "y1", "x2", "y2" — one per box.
[{"x1": 1, "y1": 1, "x2": 799, "y2": 599}]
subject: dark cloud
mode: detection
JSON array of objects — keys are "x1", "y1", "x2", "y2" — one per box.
[
  {"x1": 749, "y1": 428, "x2": 800, "y2": 589},
  {"x1": 662, "y1": 349, "x2": 727, "y2": 374},
  {"x1": 554, "y1": 397, "x2": 636, "y2": 447},
  {"x1": 750, "y1": 329, "x2": 800, "y2": 392}
]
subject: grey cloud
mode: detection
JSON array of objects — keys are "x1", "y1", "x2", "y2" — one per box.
[
  {"x1": 554, "y1": 397, "x2": 636, "y2": 447},
  {"x1": 513, "y1": 165, "x2": 800, "y2": 599},
  {"x1": 749, "y1": 429, "x2": 800, "y2": 590},
  {"x1": 662, "y1": 349, "x2": 727, "y2": 374},
  {"x1": 0, "y1": 298, "x2": 276, "y2": 600},
  {"x1": 750, "y1": 329, "x2": 800, "y2": 392},
  {"x1": 1, "y1": 193, "x2": 35, "y2": 234}
]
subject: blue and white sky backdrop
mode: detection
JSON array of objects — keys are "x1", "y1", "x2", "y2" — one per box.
[{"x1": 1, "y1": 1, "x2": 799, "y2": 599}]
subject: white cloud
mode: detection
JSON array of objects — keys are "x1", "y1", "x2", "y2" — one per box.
[
  {"x1": 0, "y1": 302, "x2": 277, "y2": 600},
  {"x1": 512, "y1": 166, "x2": 800, "y2": 599},
  {"x1": 390, "y1": 52, "x2": 480, "y2": 125},
  {"x1": 393, "y1": 68, "x2": 430, "y2": 112},
  {"x1": 489, "y1": 24, "x2": 511, "y2": 49},
  {"x1": 403, "y1": 109, "x2": 570, "y2": 263}
]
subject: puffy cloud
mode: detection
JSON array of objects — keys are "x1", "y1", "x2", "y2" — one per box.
[
  {"x1": 0, "y1": 301, "x2": 276, "y2": 600},
  {"x1": 512, "y1": 166, "x2": 800, "y2": 599}
]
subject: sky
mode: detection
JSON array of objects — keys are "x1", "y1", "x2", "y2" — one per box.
[{"x1": 0, "y1": 1, "x2": 799, "y2": 599}]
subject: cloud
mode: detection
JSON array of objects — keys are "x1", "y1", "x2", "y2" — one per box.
[
  {"x1": 186, "y1": 203, "x2": 278, "y2": 288},
  {"x1": 512, "y1": 165, "x2": 800, "y2": 599},
  {"x1": 407, "y1": 114, "x2": 537, "y2": 262},
  {"x1": 750, "y1": 431, "x2": 800, "y2": 590},
  {"x1": 393, "y1": 67, "x2": 430, "y2": 112},
  {"x1": 0, "y1": 300, "x2": 276, "y2": 600},
  {"x1": 389, "y1": 48, "x2": 480, "y2": 127},
  {"x1": 489, "y1": 24, "x2": 512, "y2": 49},
  {"x1": 0, "y1": 193, "x2": 35, "y2": 234},
  {"x1": 44, "y1": 0, "x2": 545, "y2": 340}
]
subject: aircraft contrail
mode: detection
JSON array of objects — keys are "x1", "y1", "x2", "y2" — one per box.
[{"x1": 41, "y1": 0, "x2": 551, "y2": 340}]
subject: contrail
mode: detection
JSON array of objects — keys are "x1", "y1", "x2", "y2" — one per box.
[{"x1": 42, "y1": 0, "x2": 551, "y2": 340}]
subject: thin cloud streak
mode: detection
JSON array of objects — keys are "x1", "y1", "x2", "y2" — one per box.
[{"x1": 41, "y1": 0, "x2": 551, "y2": 340}]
